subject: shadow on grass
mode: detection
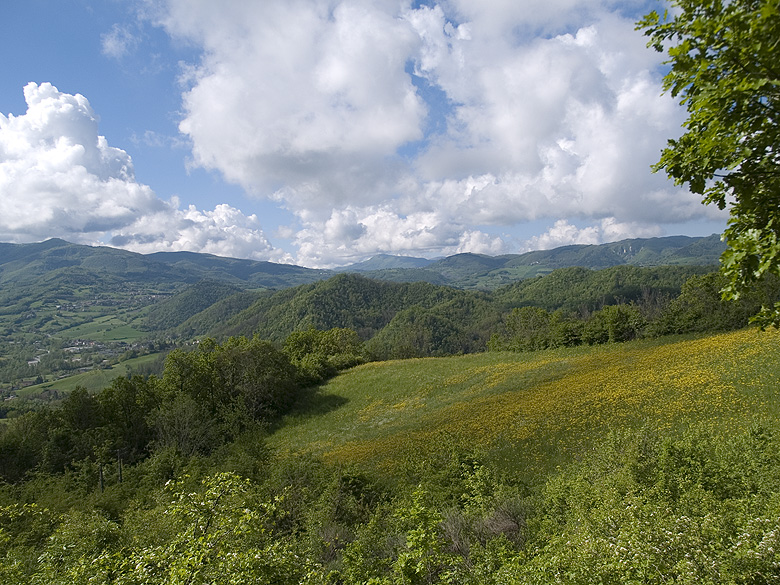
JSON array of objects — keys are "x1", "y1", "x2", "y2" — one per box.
[{"x1": 271, "y1": 385, "x2": 349, "y2": 432}]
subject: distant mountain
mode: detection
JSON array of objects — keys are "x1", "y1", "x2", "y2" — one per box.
[
  {"x1": 0, "y1": 239, "x2": 328, "y2": 293},
  {"x1": 0, "y1": 234, "x2": 725, "y2": 319},
  {"x1": 344, "y1": 235, "x2": 725, "y2": 289},
  {"x1": 145, "y1": 250, "x2": 329, "y2": 287},
  {"x1": 337, "y1": 254, "x2": 433, "y2": 272}
]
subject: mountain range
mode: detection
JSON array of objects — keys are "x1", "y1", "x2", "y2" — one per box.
[
  {"x1": 0, "y1": 234, "x2": 729, "y2": 389},
  {"x1": 0, "y1": 234, "x2": 725, "y2": 294}
]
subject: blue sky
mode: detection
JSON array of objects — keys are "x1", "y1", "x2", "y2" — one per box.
[{"x1": 0, "y1": 0, "x2": 726, "y2": 267}]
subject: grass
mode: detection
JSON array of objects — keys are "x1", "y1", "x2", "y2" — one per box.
[
  {"x1": 55, "y1": 314, "x2": 146, "y2": 342},
  {"x1": 17, "y1": 352, "x2": 163, "y2": 396},
  {"x1": 269, "y1": 328, "x2": 780, "y2": 475}
]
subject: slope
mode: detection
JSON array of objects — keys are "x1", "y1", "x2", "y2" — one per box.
[
  {"x1": 210, "y1": 273, "x2": 481, "y2": 341},
  {"x1": 268, "y1": 327, "x2": 780, "y2": 474},
  {"x1": 143, "y1": 280, "x2": 246, "y2": 331}
]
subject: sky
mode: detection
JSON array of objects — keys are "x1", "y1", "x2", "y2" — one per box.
[{"x1": 0, "y1": 0, "x2": 727, "y2": 268}]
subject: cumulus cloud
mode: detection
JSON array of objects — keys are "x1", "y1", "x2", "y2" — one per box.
[
  {"x1": 525, "y1": 218, "x2": 662, "y2": 251},
  {"x1": 141, "y1": 0, "x2": 725, "y2": 266},
  {"x1": 0, "y1": 82, "x2": 286, "y2": 261},
  {"x1": 291, "y1": 204, "x2": 507, "y2": 267},
  {"x1": 111, "y1": 201, "x2": 291, "y2": 261},
  {"x1": 154, "y1": 0, "x2": 425, "y2": 214}
]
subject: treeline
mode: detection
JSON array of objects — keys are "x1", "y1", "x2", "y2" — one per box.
[
  {"x1": 0, "y1": 329, "x2": 366, "y2": 483},
  {"x1": 490, "y1": 272, "x2": 780, "y2": 351}
]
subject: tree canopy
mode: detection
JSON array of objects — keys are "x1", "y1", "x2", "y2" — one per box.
[{"x1": 638, "y1": 0, "x2": 780, "y2": 326}]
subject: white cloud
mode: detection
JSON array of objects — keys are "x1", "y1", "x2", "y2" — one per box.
[
  {"x1": 525, "y1": 218, "x2": 663, "y2": 251},
  {"x1": 290, "y1": 203, "x2": 507, "y2": 267},
  {"x1": 101, "y1": 24, "x2": 140, "y2": 59},
  {"x1": 0, "y1": 82, "x2": 286, "y2": 261},
  {"x1": 111, "y1": 201, "x2": 292, "y2": 262},
  {"x1": 154, "y1": 0, "x2": 425, "y2": 214},
  {"x1": 140, "y1": 0, "x2": 725, "y2": 266},
  {"x1": 454, "y1": 230, "x2": 508, "y2": 256}
]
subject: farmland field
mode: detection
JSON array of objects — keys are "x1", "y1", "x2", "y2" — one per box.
[{"x1": 16, "y1": 352, "x2": 163, "y2": 397}]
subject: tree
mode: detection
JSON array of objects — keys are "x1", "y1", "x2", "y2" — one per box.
[
  {"x1": 638, "y1": 0, "x2": 780, "y2": 326},
  {"x1": 489, "y1": 307, "x2": 552, "y2": 352},
  {"x1": 160, "y1": 336, "x2": 300, "y2": 430},
  {"x1": 283, "y1": 327, "x2": 367, "y2": 384}
]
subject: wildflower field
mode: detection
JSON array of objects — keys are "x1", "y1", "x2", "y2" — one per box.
[{"x1": 269, "y1": 328, "x2": 780, "y2": 474}]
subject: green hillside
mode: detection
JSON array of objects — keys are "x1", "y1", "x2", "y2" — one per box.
[
  {"x1": 269, "y1": 327, "x2": 780, "y2": 474},
  {"x1": 0, "y1": 239, "x2": 327, "y2": 290},
  {"x1": 210, "y1": 273, "x2": 480, "y2": 341},
  {"x1": 494, "y1": 264, "x2": 713, "y2": 312},
  {"x1": 176, "y1": 289, "x2": 264, "y2": 337},
  {"x1": 203, "y1": 266, "x2": 720, "y2": 352},
  {"x1": 3, "y1": 327, "x2": 780, "y2": 583},
  {"x1": 143, "y1": 280, "x2": 245, "y2": 331}
]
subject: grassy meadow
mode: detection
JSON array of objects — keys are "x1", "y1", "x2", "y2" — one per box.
[
  {"x1": 16, "y1": 352, "x2": 163, "y2": 397},
  {"x1": 270, "y1": 327, "x2": 780, "y2": 475},
  {"x1": 54, "y1": 313, "x2": 147, "y2": 342}
]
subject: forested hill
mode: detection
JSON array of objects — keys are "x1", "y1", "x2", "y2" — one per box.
[
  {"x1": 206, "y1": 274, "x2": 490, "y2": 342},
  {"x1": 0, "y1": 239, "x2": 328, "y2": 292},
  {"x1": 341, "y1": 234, "x2": 726, "y2": 288},
  {"x1": 204, "y1": 265, "x2": 713, "y2": 343},
  {"x1": 0, "y1": 235, "x2": 724, "y2": 298},
  {"x1": 190, "y1": 264, "x2": 731, "y2": 360}
]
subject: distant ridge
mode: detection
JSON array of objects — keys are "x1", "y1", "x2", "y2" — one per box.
[
  {"x1": 0, "y1": 234, "x2": 724, "y2": 295},
  {"x1": 337, "y1": 234, "x2": 725, "y2": 289},
  {"x1": 337, "y1": 254, "x2": 432, "y2": 272},
  {"x1": 0, "y1": 239, "x2": 327, "y2": 291}
]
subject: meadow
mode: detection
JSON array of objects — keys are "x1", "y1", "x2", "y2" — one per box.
[
  {"x1": 270, "y1": 328, "x2": 780, "y2": 474},
  {"x1": 24, "y1": 352, "x2": 162, "y2": 394}
]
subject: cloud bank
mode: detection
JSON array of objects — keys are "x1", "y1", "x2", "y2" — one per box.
[
  {"x1": 1, "y1": 1, "x2": 728, "y2": 266},
  {"x1": 145, "y1": 0, "x2": 725, "y2": 266},
  {"x1": 0, "y1": 82, "x2": 289, "y2": 261}
]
